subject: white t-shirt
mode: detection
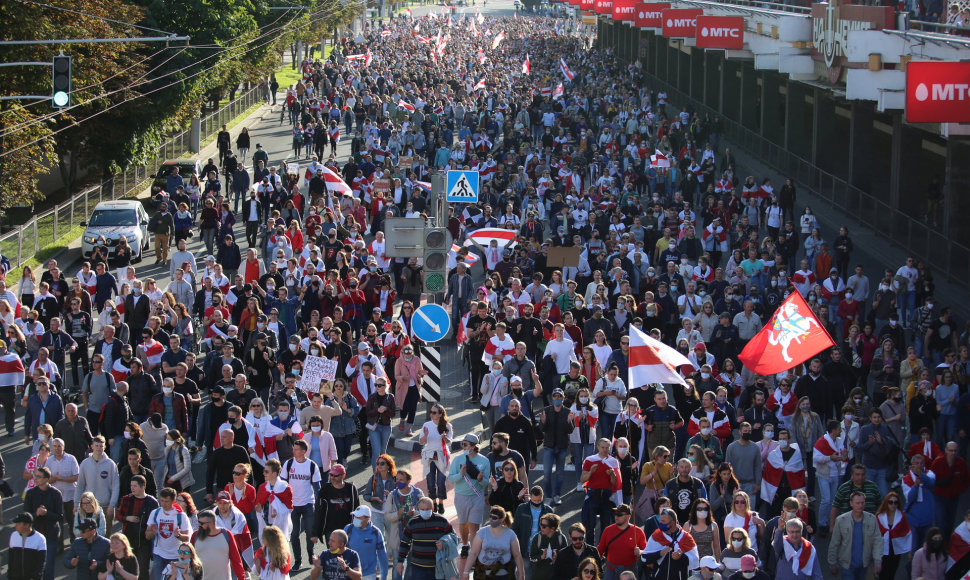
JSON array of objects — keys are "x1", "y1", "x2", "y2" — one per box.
[
  {"x1": 148, "y1": 506, "x2": 192, "y2": 559},
  {"x1": 282, "y1": 457, "x2": 322, "y2": 507}
]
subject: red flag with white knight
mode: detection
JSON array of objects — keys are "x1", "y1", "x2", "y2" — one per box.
[{"x1": 739, "y1": 290, "x2": 835, "y2": 375}]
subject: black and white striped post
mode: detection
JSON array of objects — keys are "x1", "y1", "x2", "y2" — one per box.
[{"x1": 420, "y1": 345, "x2": 441, "y2": 403}]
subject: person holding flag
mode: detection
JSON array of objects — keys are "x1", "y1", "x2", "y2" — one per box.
[
  {"x1": 641, "y1": 508, "x2": 699, "y2": 580},
  {"x1": 760, "y1": 428, "x2": 807, "y2": 515}
]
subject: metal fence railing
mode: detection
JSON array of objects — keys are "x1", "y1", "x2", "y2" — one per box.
[
  {"x1": 641, "y1": 75, "x2": 970, "y2": 290},
  {"x1": 2, "y1": 84, "x2": 262, "y2": 273}
]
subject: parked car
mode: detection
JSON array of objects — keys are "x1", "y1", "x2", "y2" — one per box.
[
  {"x1": 150, "y1": 159, "x2": 201, "y2": 202},
  {"x1": 80, "y1": 200, "x2": 151, "y2": 263}
]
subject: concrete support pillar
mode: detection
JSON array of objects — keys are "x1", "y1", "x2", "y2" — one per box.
[
  {"x1": 946, "y1": 138, "x2": 970, "y2": 241},
  {"x1": 740, "y1": 63, "x2": 758, "y2": 129},
  {"x1": 888, "y1": 113, "x2": 903, "y2": 210},
  {"x1": 848, "y1": 102, "x2": 874, "y2": 192},
  {"x1": 190, "y1": 119, "x2": 201, "y2": 153}
]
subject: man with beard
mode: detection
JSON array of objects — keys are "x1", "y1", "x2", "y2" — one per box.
[
  {"x1": 511, "y1": 303, "x2": 543, "y2": 359},
  {"x1": 494, "y1": 398, "x2": 538, "y2": 472},
  {"x1": 190, "y1": 509, "x2": 247, "y2": 580}
]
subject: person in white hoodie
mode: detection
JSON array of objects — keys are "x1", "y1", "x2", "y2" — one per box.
[{"x1": 76, "y1": 436, "x2": 119, "y2": 531}]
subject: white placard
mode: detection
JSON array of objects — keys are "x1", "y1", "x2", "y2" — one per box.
[{"x1": 298, "y1": 355, "x2": 338, "y2": 393}]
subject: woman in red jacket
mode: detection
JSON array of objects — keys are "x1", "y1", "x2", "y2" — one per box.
[{"x1": 224, "y1": 462, "x2": 259, "y2": 545}]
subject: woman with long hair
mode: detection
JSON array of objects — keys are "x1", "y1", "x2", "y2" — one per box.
[
  {"x1": 329, "y1": 380, "x2": 360, "y2": 466},
  {"x1": 254, "y1": 525, "x2": 293, "y2": 580},
  {"x1": 875, "y1": 491, "x2": 912, "y2": 580},
  {"x1": 161, "y1": 430, "x2": 194, "y2": 492},
  {"x1": 568, "y1": 387, "x2": 598, "y2": 493},
  {"x1": 363, "y1": 453, "x2": 396, "y2": 537},
  {"x1": 119, "y1": 421, "x2": 151, "y2": 469},
  {"x1": 419, "y1": 403, "x2": 453, "y2": 515},
  {"x1": 687, "y1": 443, "x2": 714, "y2": 483},
  {"x1": 489, "y1": 459, "x2": 527, "y2": 515},
  {"x1": 18, "y1": 265, "x2": 36, "y2": 309},
  {"x1": 74, "y1": 491, "x2": 107, "y2": 537},
  {"x1": 572, "y1": 557, "x2": 601, "y2": 580},
  {"x1": 684, "y1": 498, "x2": 721, "y2": 560},
  {"x1": 722, "y1": 491, "x2": 765, "y2": 555},
  {"x1": 719, "y1": 527, "x2": 757, "y2": 577},
  {"x1": 102, "y1": 532, "x2": 139, "y2": 580},
  {"x1": 461, "y1": 505, "x2": 526, "y2": 580},
  {"x1": 176, "y1": 492, "x2": 199, "y2": 530},
  {"x1": 394, "y1": 343, "x2": 425, "y2": 435},
  {"x1": 224, "y1": 462, "x2": 259, "y2": 547},
  {"x1": 912, "y1": 526, "x2": 947, "y2": 580},
  {"x1": 163, "y1": 542, "x2": 203, "y2": 579}
]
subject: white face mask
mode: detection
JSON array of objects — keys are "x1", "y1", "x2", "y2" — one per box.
[
  {"x1": 310, "y1": 349, "x2": 320, "y2": 356},
  {"x1": 163, "y1": 387, "x2": 173, "y2": 395},
  {"x1": 700, "y1": 427, "x2": 711, "y2": 436},
  {"x1": 312, "y1": 425, "x2": 322, "y2": 433},
  {"x1": 578, "y1": 397, "x2": 589, "y2": 405},
  {"x1": 779, "y1": 440, "x2": 790, "y2": 449},
  {"x1": 763, "y1": 430, "x2": 774, "y2": 440},
  {"x1": 732, "y1": 540, "x2": 743, "y2": 549},
  {"x1": 696, "y1": 509, "x2": 708, "y2": 518},
  {"x1": 289, "y1": 344, "x2": 298, "y2": 352},
  {"x1": 165, "y1": 440, "x2": 174, "y2": 448},
  {"x1": 742, "y1": 573, "x2": 755, "y2": 579},
  {"x1": 700, "y1": 372, "x2": 710, "y2": 380},
  {"x1": 617, "y1": 447, "x2": 628, "y2": 457}
]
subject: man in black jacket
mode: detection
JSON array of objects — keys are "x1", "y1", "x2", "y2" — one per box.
[
  {"x1": 10, "y1": 512, "x2": 48, "y2": 580},
  {"x1": 126, "y1": 358, "x2": 158, "y2": 424},
  {"x1": 101, "y1": 381, "x2": 131, "y2": 463},
  {"x1": 24, "y1": 465, "x2": 63, "y2": 579},
  {"x1": 123, "y1": 281, "x2": 151, "y2": 348},
  {"x1": 554, "y1": 522, "x2": 602, "y2": 579},
  {"x1": 243, "y1": 190, "x2": 262, "y2": 249},
  {"x1": 92, "y1": 325, "x2": 123, "y2": 376},
  {"x1": 216, "y1": 125, "x2": 231, "y2": 164}
]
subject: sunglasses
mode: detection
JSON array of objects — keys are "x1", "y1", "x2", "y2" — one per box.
[
  {"x1": 178, "y1": 550, "x2": 191, "y2": 556},
  {"x1": 503, "y1": 467, "x2": 515, "y2": 472},
  {"x1": 430, "y1": 410, "x2": 441, "y2": 415},
  {"x1": 582, "y1": 569, "x2": 596, "y2": 575},
  {"x1": 571, "y1": 536, "x2": 585, "y2": 542},
  {"x1": 233, "y1": 471, "x2": 246, "y2": 476},
  {"x1": 489, "y1": 516, "x2": 501, "y2": 522},
  {"x1": 734, "y1": 500, "x2": 747, "y2": 504},
  {"x1": 377, "y1": 461, "x2": 388, "y2": 466}
]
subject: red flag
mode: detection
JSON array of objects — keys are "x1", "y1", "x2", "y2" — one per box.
[
  {"x1": 738, "y1": 291, "x2": 835, "y2": 375},
  {"x1": 522, "y1": 54, "x2": 530, "y2": 75}
]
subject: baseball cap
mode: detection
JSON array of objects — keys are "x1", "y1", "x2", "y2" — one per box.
[
  {"x1": 78, "y1": 518, "x2": 98, "y2": 532},
  {"x1": 216, "y1": 491, "x2": 231, "y2": 501},
  {"x1": 552, "y1": 388, "x2": 565, "y2": 396},
  {"x1": 329, "y1": 464, "x2": 347, "y2": 476},
  {"x1": 740, "y1": 555, "x2": 756, "y2": 572},
  {"x1": 612, "y1": 504, "x2": 632, "y2": 515},
  {"x1": 358, "y1": 342, "x2": 370, "y2": 351},
  {"x1": 699, "y1": 555, "x2": 719, "y2": 570},
  {"x1": 462, "y1": 433, "x2": 480, "y2": 445},
  {"x1": 351, "y1": 506, "x2": 372, "y2": 518}
]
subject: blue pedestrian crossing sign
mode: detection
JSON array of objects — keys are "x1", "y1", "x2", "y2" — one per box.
[
  {"x1": 413, "y1": 303, "x2": 451, "y2": 342},
  {"x1": 446, "y1": 170, "x2": 480, "y2": 203}
]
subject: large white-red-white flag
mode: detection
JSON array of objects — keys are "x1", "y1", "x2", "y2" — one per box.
[
  {"x1": 463, "y1": 227, "x2": 517, "y2": 250},
  {"x1": 628, "y1": 325, "x2": 691, "y2": 387},
  {"x1": 492, "y1": 31, "x2": 505, "y2": 49},
  {"x1": 560, "y1": 57, "x2": 574, "y2": 81},
  {"x1": 552, "y1": 83, "x2": 564, "y2": 101},
  {"x1": 397, "y1": 99, "x2": 416, "y2": 112},
  {"x1": 522, "y1": 55, "x2": 530, "y2": 75},
  {"x1": 473, "y1": 77, "x2": 487, "y2": 92},
  {"x1": 760, "y1": 443, "x2": 806, "y2": 504},
  {"x1": 364, "y1": 49, "x2": 373, "y2": 67}
]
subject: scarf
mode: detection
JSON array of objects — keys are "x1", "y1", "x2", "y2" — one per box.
[
  {"x1": 876, "y1": 510, "x2": 912, "y2": 556},
  {"x1": 782, "y1": 536, "x2": 816, "y2": 576},
  {"x1": 761, "y1": 443, "x2": 806, "y2": 503},
  {"x1": 644, "y1": 528, "x2": 698, "y2": 570},
  {"x1": 766, "y1": 388, "x2": 797, "y2": 419}
]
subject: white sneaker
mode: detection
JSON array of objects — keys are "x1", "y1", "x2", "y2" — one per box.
[
  {"x1": 576, "y1": 483, "x2": 585, "y2": 493},
  {"x1": 553, "y1": 495, "x2": 562, "y2": 505},
  {"x1": 192, "y1": 447, "x2": 207, "y2": 464}
]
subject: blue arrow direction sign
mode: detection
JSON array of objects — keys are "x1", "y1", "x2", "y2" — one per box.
[{"x1": 412, "y1": 303, "x2": 452, "y2": 342}]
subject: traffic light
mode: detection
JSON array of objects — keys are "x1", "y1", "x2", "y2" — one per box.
[
  {"x1": 52, "y1": 55, "x2": 71, "y2": 109},
  {"x1": 422, "y1": 227, "x2": 452, "y2": 293}
]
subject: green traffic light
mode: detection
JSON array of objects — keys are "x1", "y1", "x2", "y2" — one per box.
[{"x1": 52, "y1": 91, "x2": 69, "y2": 107}]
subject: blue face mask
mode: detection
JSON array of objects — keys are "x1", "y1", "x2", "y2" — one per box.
[
  {"x1": 418, "y1": 509, "x2": 433, "y2": 520},
  {"x1": 396, "y1": 481, "x2": 407, "y2": 490},
  {"x1": 553, "y1": 399, "x2": 563, "y2": 407},
  {"x1": 658, "y1": 522, "x2": 670, "y2": 532}
]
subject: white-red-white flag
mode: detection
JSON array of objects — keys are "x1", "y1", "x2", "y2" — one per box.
[
  {"x1": 364, "y1": 49, "x2": 372, "y2": 67},
  {"x1": 492, "y1": 31, "x2": 505, "y2": 49},
  {"x1": 320, "y1": 165, "x2": 352, "y2": 196},
  {"x1": 522, "y1": 55, "x2": 530, "y2": 75},
  {"x1": 473, "y1": 77, "x2": 487, "y2": 91},
  {"x1": 477, "y1": 49, "x2": 487, "y2": 64},
  {"x1": 380, "y1": 30, "x2": 392, "y2": 37},
  {"x1": 560, "y1": 57, "x2": 574, "y2": 81},
  {"x1": 397, "y1": 99, "x2": 415, "y2": 112},
  {"x1": 552, "y1": 82, "x2": 564, "y2": 100},
  {"x1": 628, "y1": 325, "x2": 691, "y2": 387}
]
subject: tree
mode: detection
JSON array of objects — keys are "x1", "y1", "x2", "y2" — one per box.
[{"x1": 0, "y1": 103, "x2": 58, "y2": 215}]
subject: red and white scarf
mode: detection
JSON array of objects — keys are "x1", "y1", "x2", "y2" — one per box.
[
  {"x1": 761, "y1": 443, "x2": 807, "y2": 504},
  {"x1": 877, "y1": 510, "x2": 912, "y2": 556},
  {"x1": 902, "y1": 469, "x2": 932, "y2": 503},
  {"x1": 812, "y1": 433, "x2": 847, "y2": 476},
  {"x1": 766, "y1": 388, "x2": 797, "y2": 423},
  {"x1": 644, "y1": 528, "x2": 699, "y2": 570},
  {"x1": 782, "y1": 537, "x2": 817, "y2": 576}
]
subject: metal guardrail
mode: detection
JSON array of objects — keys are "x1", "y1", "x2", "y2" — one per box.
[
  {"x1": 0, "y1": 85, "x2": 262, "y2": 273},
  {"x1": 645, "y1": 77, "x2": 970, "y2": 289}
]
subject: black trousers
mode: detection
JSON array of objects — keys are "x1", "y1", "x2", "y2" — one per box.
[
  {"x1": 356, "y1": 409, "x2": 370, "y2": 458},
  {"x1": 70, "y1": 338, "x2": 89, "y2": 387},
  {"x1": 246, "y1": 221, "x2": 259, "y2": 248},
  {"x1": 87, "y1": 410, "x2": 101, "y2": 436},
  {"x1": 0, "y1": 386, "x2": 16, "y2": 435}
]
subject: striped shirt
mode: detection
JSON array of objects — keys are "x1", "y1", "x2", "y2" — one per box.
[
  {"x1": 831, "y1": 480, "x2": 882, "y2": 515},
  {"x1": 399, "y1": 514, "x2": 454, "y2": 568}
]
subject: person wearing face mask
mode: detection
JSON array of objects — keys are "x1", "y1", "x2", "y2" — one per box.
[
  {"x1": 148, "y1": 378, "x2": 188, "y2": 433},
  {"x1": 723, "y1": 423, "x2": 763, "y2": 499},
  {"x1": 727, "y1": 553, "x2": 768, "y2": 580},
  {"x1": 395, "y1": 496, "x2": 454, "y2": 580},
  {"x1": 495, "y1": 397, "x2": 538, "y2": 473},
  {"x1": 911, "y1": 526, "x2": 947, "y2": 580},
  {"x1": 641, "y1": 508, "x2": 699, "y2": 580},
  {"x1": 686, "y1": 417, "x2": 724, "y2": 466},
  {"x1": 761, "y1": 428, "x2": 808, "y2": 515}
]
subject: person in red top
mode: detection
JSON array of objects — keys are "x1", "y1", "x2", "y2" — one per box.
[
  {"x1": 241, "y1": 248, "x2": 266, "y2": 284},
  {"x1": 254, "y1": 525, "x2": 293, "y2": 579},
  {"x1": 190, "y1": 509, "x2": 247, "y2": 580},
  {"x1": 930, "y1": 441, "x2": 969, "y2": 534},
  {"x1": 598, "y1": 503, "x2": 646, "y2": 578},
  {"x1": 907, "y1": 427, "x2": 943, "y2": 464},
  {"x1": 224, "y1": 462, "x2": 258, "y2": 543},
  {"x1": 580, "y1": 438, "x2": 622, "y2": 545}
]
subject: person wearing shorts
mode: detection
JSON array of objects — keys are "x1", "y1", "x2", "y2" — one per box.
[{"x1": 447, "y1": 433, "x2": 491, "y2": 559}]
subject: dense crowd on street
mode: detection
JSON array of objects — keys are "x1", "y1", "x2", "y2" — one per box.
[{"x1": 4, "y1": 5, "x2": 970, "y2": 580}]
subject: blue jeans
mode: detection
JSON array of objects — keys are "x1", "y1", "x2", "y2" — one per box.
[
  {"x1": 571, "y1": 443, "x2": 594, "y2": 486},
  {"x1": 867, "y1": 466, "x2": 890, "y2": 498},
  {"x1": 598, "y1": 412, "x2": 617, "y2": 440},
  {"x1": 42, "y1": 530, "x2": 57, "y2": 580},
  {"x1": 841, "y1": 567, "x2": 867, "y2": 580},
  {"x1": 937, "y1": 414, "x2": 958, "y2": 446},
  {"x1": 109, "y1": 439, "x2": 124, "y2": 464},
  {"x1": 582, "y1": 489, "x2": 616, "y2": 544},
  {"x1": 427, "y1": 461, "x2": 447, "y2": 500},
  {"x1": 899, "y1": 291, "x2": 916, "y2": 324},
  {"x1": 290, "y1": 503, "x2": 315, "y2": 564},
  {"x1": 936, "y1": 495, "x2": 960, "y2": 535},
  {"x1": 817, "y1": 474, "x2": 840, "y2": 530},
  {"x1": 543, "y1": 447, "x2": 569, "y2": 498},
  {"x1": 334, "y1": 434, "x2": 354, "y2": 465},
  {"x1": 151, "y1": 555, "x2": 174, "y2": 580},
  {"x1": 369, "y1": 424, "x2": 392, "y2": 468},
  {"x1": 405, "y1": 564, "x2": 438, "y2": 580}
]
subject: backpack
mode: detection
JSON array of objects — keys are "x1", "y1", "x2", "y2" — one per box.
[
  {"x1": 283, "y1": 457, "x2": 318, "y2": 480},
  {"x1": 149, "y1": 508, "x2": 184, "y2": 549}
]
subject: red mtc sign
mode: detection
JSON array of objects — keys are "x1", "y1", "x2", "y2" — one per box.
[
  {"x1": 635, "y1": 2, "x2": 670, "y2": 28},
  {"x1": 695, "y1": 16, "x2": 745, "y2": 49},
  {"x1": 613, "y1": 0, "x2": 638, "y2": 21},
  {"x1": 661, "y1": 8, "x2": 703, "y2": 38},
  {"x1": 595, "y1": 0, "x2": 614, "y2": 14},
  {"x1": 580, "y1": 0, "x2": 596, "y2": 10},
  {"x1": 906, "y1": 61, "x2": 970, "y2": 124}
]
